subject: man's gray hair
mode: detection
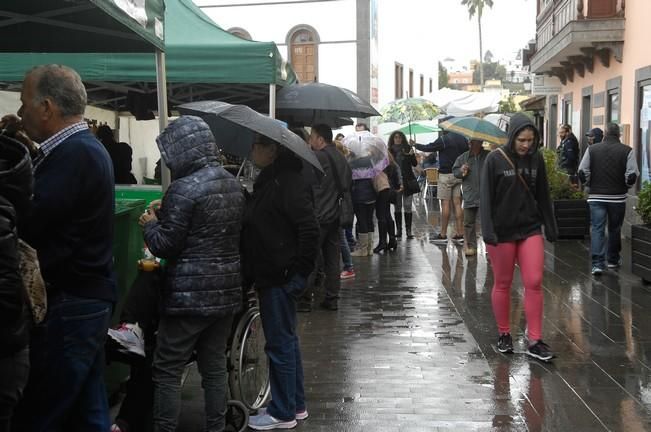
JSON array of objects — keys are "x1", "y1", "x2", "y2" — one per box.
[
  {"x1": 605, "y1": 122, "x2": 620, "y2": 138},
  {"x1": 28, "y1": 64, "x2": 87, "y2": 118}
]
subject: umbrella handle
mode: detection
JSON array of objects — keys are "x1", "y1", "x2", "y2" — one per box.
[{"x1": 236, "y1": 159, "x2": 247, "y2": 179}]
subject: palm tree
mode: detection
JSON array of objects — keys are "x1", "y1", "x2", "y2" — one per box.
[{"x1": 461, "y1": 0, "x2": 494, "y2": 89}]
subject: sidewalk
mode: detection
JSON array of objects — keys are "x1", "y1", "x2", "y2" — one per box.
[{"x1": 175, "y1": 202, "x2": 651, "y2": 431}]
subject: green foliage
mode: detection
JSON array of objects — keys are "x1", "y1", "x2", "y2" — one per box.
[
  {"x1": 636, "y1": 181, "x2": 651, "y2": 224},
  {"x1": 542, "y1": 149, "x2": 586, "y2": 200},
  {"x1": 498, "y1": 97, "x2": 519, "y2": 113},
  {"x1": 438, "y1": 62, "x2": 448, "y2": 89},
  {"x1": 461, "y1": 0, "x2": 494, "y2": 18},
  {"x1": 473, "y1": 61, "x2": 506, "y2": 84}
]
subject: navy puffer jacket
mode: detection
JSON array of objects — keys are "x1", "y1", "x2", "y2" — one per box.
[{"x1": 143, "y1": 116, "x2": 245, "y2": 317}]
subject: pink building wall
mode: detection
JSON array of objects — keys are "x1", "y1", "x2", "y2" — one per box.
[{"x1": 556, "y1": 0, "x2": 651, "y2": 146}]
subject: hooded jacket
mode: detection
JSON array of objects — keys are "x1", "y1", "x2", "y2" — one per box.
[
  {"x1": 241, "y1": 150, "x2": 319, "y2": 289},
  {"x1": 480, "y1": 113, "x2": 557, "y2": 245},
  {"x1": 0, "y1": 136, "x2": 33, "y2": 357},
  {"x1": 143, "y1": 116, "x2": 245, "y2": 317},
  {"x1": 452, "y1": 148, "x2": 489, "y2": 208}
]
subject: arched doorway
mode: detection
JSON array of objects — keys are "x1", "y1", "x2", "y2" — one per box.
[{"x1": 287, "y1": 26, "x2": 319, "y2": 83}]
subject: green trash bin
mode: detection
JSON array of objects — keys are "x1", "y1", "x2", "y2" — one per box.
[
  {"x1": 106, "y1": 198, "x2": 146, "y2": 399},
  {"x1": 115, "y1": 185, "x2": 163, "y2": 206}
]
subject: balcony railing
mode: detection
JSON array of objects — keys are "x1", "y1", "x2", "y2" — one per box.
[{"x1": 537, "y1": 0, "x2": 578, "y2": 50}]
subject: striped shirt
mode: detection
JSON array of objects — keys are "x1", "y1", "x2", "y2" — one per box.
[{"x1": 33, "y1": 122, "x2": 89, "y2": 171}]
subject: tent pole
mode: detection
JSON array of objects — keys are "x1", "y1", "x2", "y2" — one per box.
[
  {"x1": 269, "y1": 84, "x2": 276, "y2": 119},
  {"x1": 156, "y1": 50, "x2": 171, "y2": 191}
]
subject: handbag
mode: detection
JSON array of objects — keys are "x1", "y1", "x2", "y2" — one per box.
[
  {"x1": 324, "y1": 150, "x2": 354, "y2": 228},
  {"x1": 404, "y1": 178, "x2": 421, "y2": 196},
  {"x1": 17, "y1": 239, "x2": 47, "y2": 324}
]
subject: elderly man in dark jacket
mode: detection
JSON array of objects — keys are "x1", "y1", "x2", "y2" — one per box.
[
  {"x1": 139, "y1": 116, "x2": 245, "y2": 432},
  {"x1": 0, "y1": 133, "x2": 33, "y2": 431}
]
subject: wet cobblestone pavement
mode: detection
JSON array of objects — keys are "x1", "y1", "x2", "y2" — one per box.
[{"x1": 176, "y1": 201, "x2": 651, "y2": 431}]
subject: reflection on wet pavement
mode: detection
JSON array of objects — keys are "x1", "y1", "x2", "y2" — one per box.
[{"x1": 177, "y1": 201, "x2": 651, "y2": 431}]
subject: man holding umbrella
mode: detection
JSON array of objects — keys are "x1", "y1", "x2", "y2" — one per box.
[{"x1": 411, "y1": 116, "x2": 468, "y2": 243}]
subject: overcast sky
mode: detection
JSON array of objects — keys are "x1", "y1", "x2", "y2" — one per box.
[{"x1": 380, "y1": 0, "x2": 537, "y2": 65}]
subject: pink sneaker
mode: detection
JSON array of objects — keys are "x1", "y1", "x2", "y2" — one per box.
[{"x1": 340, "y1": 269, "x2": 355, "y2": 280}]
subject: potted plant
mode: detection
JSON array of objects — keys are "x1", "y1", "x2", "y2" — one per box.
[
  {"x1": 632, "y1": 181, "x2": 651, "y2": 281},
  {"x1": 542, "y1": 149, "x2": 589, "y2": 239}
]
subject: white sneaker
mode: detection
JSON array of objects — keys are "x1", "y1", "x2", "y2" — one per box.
[{"x1": 108, "y1": 322, "x2": 145, "y2": 357}]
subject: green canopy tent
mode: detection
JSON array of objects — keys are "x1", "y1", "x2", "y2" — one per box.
[{"x1": 0, "y1": 0, "x2": 296, "y2": 115}]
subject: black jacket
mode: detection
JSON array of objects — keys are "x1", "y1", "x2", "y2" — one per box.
[
  {"x1": 144, "y1": 117, "x2": 245, "y2": 317},
  {"x1": 390, "y1": 143, "x2": 417, "y2": 185},
  {"x1": 241, "y1": 151, "x2": 319, "y2": 289},
  {"x1": 415, "y1": 132, "x2": 468, "y2": 174},
  {"x1": 557, "y1": 133, "x2": 579, "y2": 174},
  {"x1": 480, "y1": 113, "x2": 557, "y2": 245},
  {"x1": 313, "y1": 145, "x2": 352, "y2": 225},
  {"x1": 0, "y1": 136, "x2": 33, "y2": 358}
]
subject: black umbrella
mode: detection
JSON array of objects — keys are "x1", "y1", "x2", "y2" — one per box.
[
  {"x1": 276, "y1": 83, "x2": 381, "y2": 121},
  {"x1": 178, "y1": 101, "x2": 323, "y2": 173},
  {"x1": 279, "y1": 112, "x2": 354, "y2": 128}
]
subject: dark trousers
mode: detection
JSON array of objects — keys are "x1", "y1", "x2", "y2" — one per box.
[
  {"x1": 353, "y1": 203, "x2": 375, "y2": 233},
  {"x1": 258, "y1": 283, "x2": 305, "y2": 421},
  {"x1": 375, "y1": 190, "x2": 394, "y2": 247},
  {"x1": 589, "y1": 201, "x2": 626, "y2": 268},
  {"x1": 305, "y1": 221, "x2": 341, "y2": 302},
  {"x1": 0, "y1": 349, "x2": 29, "y2": 432},
  {"x1": 14, "y1": 293, "x2": 112, "y2": 431},
  {"x1": 153, "y1": 314, "x2": 234, "y2": 432}
]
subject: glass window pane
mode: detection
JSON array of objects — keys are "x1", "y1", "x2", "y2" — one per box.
[{"x1": 640, "y1": 85, "x2": 651, "y2": 182}]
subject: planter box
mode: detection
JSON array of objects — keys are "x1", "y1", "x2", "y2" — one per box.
[
  {"x1": 553, "y1": 199, "x2": 589, "y2": 239},
  {"x1": 632, "y1": 224, "x2": 651, "y2": 282}
]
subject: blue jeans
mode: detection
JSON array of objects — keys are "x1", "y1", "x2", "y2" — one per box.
[
  {"x1": 258, "y1": 277, "x2": 306, "y2": 421},
  {"x1": 14, "y1": 293, "x2": 112, "y2": 431},
  {"x1": 340, "y1": 229, "x2": 353, "y2": 271},
  {"x1": 589, "y1": 201, "x2": 626, "y2": 268}
]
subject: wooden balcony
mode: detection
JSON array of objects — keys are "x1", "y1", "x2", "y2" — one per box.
[{"x1": 528, "y1": 0, "x2": 625, "y2": 84}]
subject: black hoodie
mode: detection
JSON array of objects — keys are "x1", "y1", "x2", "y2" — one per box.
[{"x1": 480, "y1": 114, "x2": 557, "y2": 245}]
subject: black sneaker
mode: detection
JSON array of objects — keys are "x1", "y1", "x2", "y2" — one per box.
[
  {"x1": 526, "y1": 340, "x2": 554, "y2": 362},
  {"x1": 297, "y1": 301, "x2": 312, "y2": 313},
  {"x1": 497, "y1": 333, "x2": 513, "y2": 353}
]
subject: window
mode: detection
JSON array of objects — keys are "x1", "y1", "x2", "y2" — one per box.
[
  {"x1": 409, "y1": 69, "x2": 414, "y2": 98},
  {"x1": 287, "y1": 27, "x2": 319, "y2": 83},
  {"x1": 429, "y1": 78, "x2": 433, "y2": 93},
  {"x1": 563, "y1": 100, "x2": 572, "y2": 126},
  {"x1": 419, "y1": 74, "x2": 424, "y2": 96},
  {"x1": 227, "y1": 27, "x2": 252, "y2": 40},
  {"x1": 394, "y1": 63, "x2": 404, "y2": 99},
  {"x1": 638, "y1": 80, "x2": 651, "y2": 182},
  {"x1": 606, "y1": 89, "x2": 620, "y2": 124}
]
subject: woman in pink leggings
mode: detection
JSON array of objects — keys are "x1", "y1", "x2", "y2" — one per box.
[{"x1": 479, "y1": 113, "x2": 558, "y2": 361}]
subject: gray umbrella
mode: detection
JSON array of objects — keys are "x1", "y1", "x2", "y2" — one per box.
[
  {"x1": 277, "y1": 83, "x2": 381, "y2": 121},
  {"x1": 178, "y1": 101, "x2": 323, "y2": 172}
]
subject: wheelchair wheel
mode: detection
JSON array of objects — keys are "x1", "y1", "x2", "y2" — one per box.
[
  {"x1": 224, "y1": 399, "x2": 249, "y2": 432},
  {"x1": 229, "y1": 307, "x2": 270, "y2": 410}
]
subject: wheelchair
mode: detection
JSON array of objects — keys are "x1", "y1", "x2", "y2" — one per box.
[{"x1": 107, "y1": 278, "x2": 270, "y2": 432}]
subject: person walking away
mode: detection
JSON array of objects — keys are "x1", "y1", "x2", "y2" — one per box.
[
  {"x1": 139, "y1": 116, "x2": 245, "y2": 432},
  {"x1": 0, "y1": 131, "x2": 33, "y2": 432},
  {"x1": 557, "y1": 124, "x2": 579, "y2": 178},
  {"x1": 334, "y1": 137, "x2": 355, "y2": 280},
  {"x1": 585, "y1": 127, "x2": 604, "y2": 146},
  {"x1": 480, "y1": 113, "x2": 558, "y2": 362},
  {"x1": 242, "y1": 135, "x2": 319, "y2": 430},
  {"x1": 413, "y1": 124, "x2": 468, "y2": 243},
  {"x1": 388, "y1": 131, "x2": 418, "y2": 239},
  {"x1": 452, "y1": 139, "x2": 489, "y2": 256},
  {"x1": 14, "y1": 64, "x2": 116, "y2": 431},
  {"x1": 305, "y1": 124, "x2": 352, "y2": 311},
  {"x1": 578, "y1": 123, "x2": 638, "y2": 275}
]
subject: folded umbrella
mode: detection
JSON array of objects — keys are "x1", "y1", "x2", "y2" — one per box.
[
  {"x1": 178, "y1": 101, "x2": 323, "y2": 172},
  {"x1": 439, "y1": 116, "x2": 507, "y2": 146}
]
